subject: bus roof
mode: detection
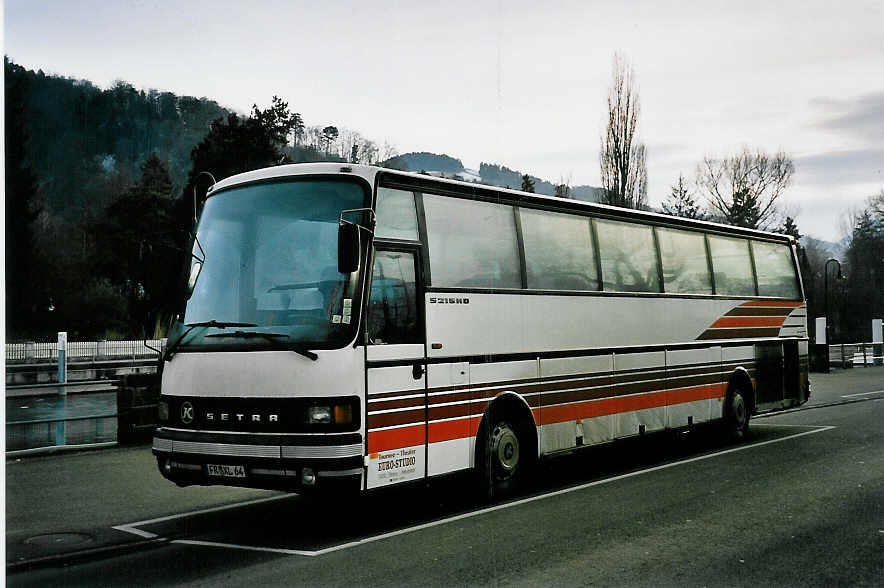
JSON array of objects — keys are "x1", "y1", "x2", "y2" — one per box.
[{"x1": 209, "y1": 162, "x2": 795, "y2": 244}]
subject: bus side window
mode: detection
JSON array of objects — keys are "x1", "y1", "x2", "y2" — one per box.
[
  {"x1": 708, "y1": 235, "x2": 755, "y2": 296},
  {"x1": 752, "y1": 240, "x2": 800, "y2": 299},
  {"x1": 595, "y1": 218, "x2": 661, "y2": 293},
  {"x1": 367, "y1": 251, "x2": 419, "y2": 345}
]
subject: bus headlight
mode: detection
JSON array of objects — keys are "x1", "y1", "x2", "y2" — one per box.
[
  {"x1": 307, "y1": 406, "x2": 332, "y2": 424},
  {"x1": 306, "y1": 402, "x2": 354, "y2": 425}
]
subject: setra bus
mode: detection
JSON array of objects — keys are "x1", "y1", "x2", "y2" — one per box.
[{"x1": 153, "y1": 162, "x2": 809, "y2": 495}]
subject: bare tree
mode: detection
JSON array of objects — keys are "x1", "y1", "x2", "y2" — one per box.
[
  {"x1": 380, "y1": 141, "x2": 398, "y2": 162},
  {"x1": 599, "y1": 53, "x2": 647, "y2": 209},
  {"x1": 695, "y1": 147, "x2": 794, "y2": 229},
  {"x1": 554, "y1": 173, "x2": 572, "y2": 198},
  {"x1": 361, "y1": 140, "x2": 378, "y2": 165}
]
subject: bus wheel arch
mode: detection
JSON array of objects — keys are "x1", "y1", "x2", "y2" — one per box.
[
  {"x1": 475, "y1": 392, "x2": 538, "y2": 498},
  {"x1": 723, "y1": 368, "x2": 754, "y2": 441}
]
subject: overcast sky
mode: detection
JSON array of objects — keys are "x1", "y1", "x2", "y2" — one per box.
[{"x1": 5, "y1": 0, "x2": 882, "y2": 240}]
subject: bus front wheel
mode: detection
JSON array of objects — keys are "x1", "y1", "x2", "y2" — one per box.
[{"x1": 478, "y1": 415, "x2": 533, "y2": 499}]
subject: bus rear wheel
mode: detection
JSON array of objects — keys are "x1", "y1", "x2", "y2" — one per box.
[{"x1": 723, "y1": 385, "x2": 750, "y2": 441}]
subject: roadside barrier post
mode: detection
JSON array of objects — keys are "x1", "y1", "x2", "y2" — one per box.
[{"x1": 56, "y1": 332, "x2": 67, "y2": 446}]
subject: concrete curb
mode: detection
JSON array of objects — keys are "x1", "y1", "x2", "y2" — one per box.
[
  {"x1": 6, "y1": 441, "x2": 120, "y2": 459},
  {"x1": 6, "y1": 537, "x2": 169, "y2": 574},
  {"x1": 754, "y1": 394, "x2": 881, "y2": 419}
]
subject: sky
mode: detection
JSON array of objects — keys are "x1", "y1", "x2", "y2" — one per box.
[{"x1": 4, "y1": 0, "x2": 882, "y2": 241}]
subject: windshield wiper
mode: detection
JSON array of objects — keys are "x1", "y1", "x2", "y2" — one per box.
[
  {"x1": 206, "y1": 331, "x2": 319, "y2": 361},
  {"x1": 186, "y1": 320, "x2": 259, "y2": 328},
  {"x1": 164, "y1": 320, "x2": 259, "y2": 361}
]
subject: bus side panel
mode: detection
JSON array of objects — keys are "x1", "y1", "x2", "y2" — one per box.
[
  {"x1": 426, "y1": 361, "x2": 473, "y2": 476},
  {"x1": 665, "y1": 347, "x2": 722, "y2": 428},
  {"x1": 612, "y1": 351, "x2": 667, "y2": 438},
  {"x1": 365, "y1": 363, "x2": 426, "y2": 489},
  {"x1": 425, "y1": 294, "x2": 739, "y2": 359},
  {"x1": 538, "y1": 355, "x2": 614, "y2": 454}
]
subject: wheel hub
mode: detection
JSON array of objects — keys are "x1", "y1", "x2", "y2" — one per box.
[
  {"x1": 490, "y1": 423, "x2": 520, "y2": 476},
  {"x1": 732, "y1": 393, "x2": 746, "y2": 426}
]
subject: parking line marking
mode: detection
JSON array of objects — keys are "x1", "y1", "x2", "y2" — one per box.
[
  {"x1": 173, "y1": 540, "x2": 318, "y2": 557},
  {"x1": 841, "y1": 390, "x2": 884, "y2": 398},
  {"x1": 113, "y1": 494, "x2": 292, "y2": 539},
  {"x1": 134, "y1": 424, "x2": 834, "y2": 558}
]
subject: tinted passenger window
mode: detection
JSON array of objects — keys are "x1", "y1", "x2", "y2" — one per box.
[
  {"x1": 708, "y1": 235, "x2": 755, "y2": 295},
  {"x1": 423, "y1": 194, "x2": 521, "y2": 288},
  {"x1": 367, "y1": 250, "x2": 419, "y2": 344},
  {"x1": 375, "y1": 187, "x2": 419, "y2": 240},
  {"x1": 656, "y1": 227, "x2": 713, "y2": 294},
  {"x1": 752, "y1": 241, "x2": 799, "y2": 298},
  {"x1": 595, "y1": 218, "x2": 660, "y2": 293},
  {"x1": 520, "y1": 208, "x2": 598, "y2": 290}
]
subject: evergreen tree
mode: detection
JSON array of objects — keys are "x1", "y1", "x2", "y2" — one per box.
[
  {"x1": 321, "y1": 126, "x2": 339, "y2": 155},
  {"x1": 521, "y1": 174, "x2": 535, "y2": 193},
  {"x1": 94, "y1": 155, "x2": 179, "y2": 336},
  {"x1": 841, "y1": 193, "x2": 883, "y2": 341},
  {"x1": 4, "y1": 58, "x2": 47, "y2": 338},
  {"x1": 662, "y1": 174, "x2": 705, "y2": 219}
]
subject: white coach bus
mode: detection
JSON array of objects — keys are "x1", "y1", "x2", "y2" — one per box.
[{"x1": 153, "y1": 162, "x2": 809, "y2": 495}]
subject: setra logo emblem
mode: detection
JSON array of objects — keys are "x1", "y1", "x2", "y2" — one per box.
[{"x1": 180, "y1": 401, "x2": 194, "y2": 425}]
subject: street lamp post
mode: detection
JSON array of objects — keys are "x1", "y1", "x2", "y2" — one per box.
[{"x1": 823, "y1": 258, "x2": 843, "y2": 371}]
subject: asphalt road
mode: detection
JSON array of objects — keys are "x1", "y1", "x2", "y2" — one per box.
[{"x1": 7, "y1": 369, "x2": 882, "y2": 587}]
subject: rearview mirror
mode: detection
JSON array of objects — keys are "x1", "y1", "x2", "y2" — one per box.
[{"x1": 338, "y1": 223, "x2": 360, "y2": 274}]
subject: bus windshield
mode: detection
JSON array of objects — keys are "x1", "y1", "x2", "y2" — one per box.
[{"x1": 174, "y1": 178, "x2": 369, "y2": 351}]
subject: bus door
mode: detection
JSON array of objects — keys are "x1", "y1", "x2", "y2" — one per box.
[{"x1": 364, "y1": 247, "x2": 427, "y2": 489}]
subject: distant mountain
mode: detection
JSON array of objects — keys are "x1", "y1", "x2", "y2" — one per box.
[
  {"x1": 479, "y1": 163, "x2": 603, "y2": 202},
  {"x1": 385, "y1": 152, "x2": 465, "y2": 174},
  {"x1": 382, "y1": 152, "x2": 604, "y2": 202}
]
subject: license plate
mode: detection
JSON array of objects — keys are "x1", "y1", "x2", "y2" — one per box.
[{"x1": 207, "y1": 464, "x2": 246, "y2": 478}]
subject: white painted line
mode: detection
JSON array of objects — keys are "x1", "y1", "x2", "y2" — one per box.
[
  {"x1": 840, "y1": 390, "x2": 884, "y2": 398},
  {"x1": 173, "y1": 540, "x2": 318, "y2": 557},
  {"x1": 112, "y1": 494, "x2": 292, "y2": 539},
  {"x1": 147, "y1": 425, "x2": 835, "y2": 558}
]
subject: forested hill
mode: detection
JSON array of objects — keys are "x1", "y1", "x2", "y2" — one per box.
[
  {"x1": 478, "y1": 163, "x2": 603, "y2": 201},
  {"x1": 385, "y1": 152, "x2": 465, "y2": 174},
  {"x1": 5, "y1": 58, "x2": 233, "y2": 215}
]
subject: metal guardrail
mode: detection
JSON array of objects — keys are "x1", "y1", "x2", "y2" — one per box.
[
  {"x1": 5, "y1": 374, "x2": 159, "y2": 454},
  {"x1": 828, "y1": 343, "x2": 884, "y2": 368},
  {"x1": 6, "y1": 413, "x2": 117, "y2": 452},
  {"x1": 5, "y1": 339, "x2": 166, "y2": 364}
]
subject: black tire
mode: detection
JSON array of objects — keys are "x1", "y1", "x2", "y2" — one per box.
[
  {"x1": 723, "y1": 385, "x2": 751, "y2": 441},
  {"x1": 478, "y1": 414, "x2": 534, "y2": 499}
]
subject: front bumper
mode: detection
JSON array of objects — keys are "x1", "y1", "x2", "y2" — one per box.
[{"x1": 153, "y1": 428, "x2": 364, "y2": 492}]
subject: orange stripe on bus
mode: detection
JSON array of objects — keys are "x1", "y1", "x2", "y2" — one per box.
[
  {"x1": 710, "y1": 316, "x2": 787, "y2": 328},
  {"x1": 367, "y1": 383, "x2": 728, "y2": 451},
  {"x1": 428, "y1": 417, "x2": 482, "y2": 444},
  {"x1": 741, "y1": 300, "x2": 803, "y2": 308},
  {"x1": 367, "y1": 424, "x2": 424, "y2": 453},
  {"x1": 537, "y1": 382, "x2": 726, "y2": 426}
]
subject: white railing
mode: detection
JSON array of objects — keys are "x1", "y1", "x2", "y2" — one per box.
[
  {"x1": 6, "y1": 339, "x2": 166, "y2": 364},
  {"x1": 828, "y1": 343, "x2": 884, "y2": 367}
]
